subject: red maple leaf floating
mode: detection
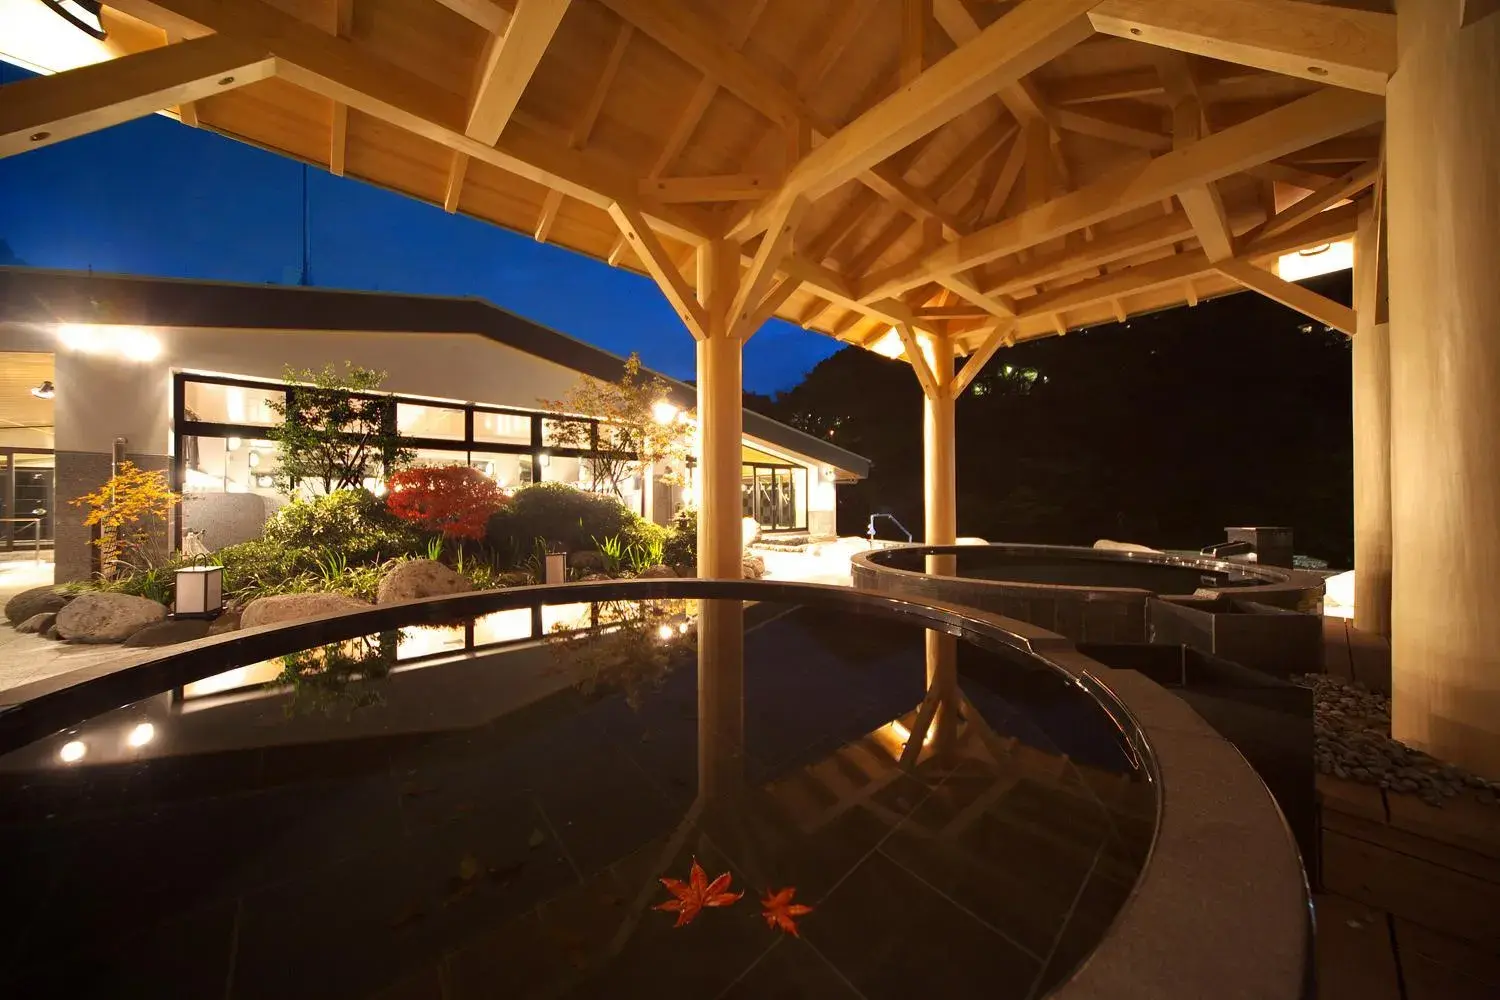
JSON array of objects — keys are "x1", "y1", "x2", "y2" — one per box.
[
  {"x1": 654, "y1": 857, "x2": 743, "y2": 928},
  {"x1": 761, "y1": 887, "x2": 814, "y2": 937}
]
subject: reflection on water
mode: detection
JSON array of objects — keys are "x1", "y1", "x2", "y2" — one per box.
[
  {"x1": 271, "y1": 630, "x2": 400, "y2": 718},
  {"x1": 0, "y1": 596, "x2": 1157, "y2": 1000},
  {"x1": 547, "y1": 599, "x2": 696, "y2": 709}
]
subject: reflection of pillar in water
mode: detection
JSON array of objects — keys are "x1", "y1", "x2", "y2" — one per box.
[
  {"x1": 697, "y1": 599, "x2": 745, "y2": 799},
  {"x1": 925, "y1": 552, "x2": 960, "y2": 758}
]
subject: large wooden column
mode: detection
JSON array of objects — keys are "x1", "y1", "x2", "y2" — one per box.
[
  {"x1": 695, "y1": 238, "x2": 745, "y2": 580},
  {"x1": 1352, "y1": 206, "x2": 1392, "y2": 638},
  {"x1": 923, "y1": 334, "x2": 958, "y2": 548},
  {"x1": 1386, "y1": 2, "x2": 1500, "y2": 775}
]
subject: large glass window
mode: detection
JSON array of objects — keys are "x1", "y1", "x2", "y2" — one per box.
[
  {"x1": 741, "y1": 463, "x2": 808, "y2": 531},
  {"x1": 470, "y1": 452, "x2": 533, "y2": 492},
  {"x1": 397, "y1": 402, "x2": 465, "y2": 441},
  {"x1": 184, "y1": 380, "x2": 285, "y2": 427},
  {"x1": 474, "y1": 410, "x2": 532, "y2": 446}
]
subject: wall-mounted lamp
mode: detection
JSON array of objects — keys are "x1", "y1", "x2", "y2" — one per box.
[
  {"x1": 651, "y1": 399, "x2": 680, "y2": 425},
  {"x1": 226, "y1": 437, "x2": 242, "y2": 451},
  {"x1": 30, "y1": 380, "x2": 56, "y2": 400},
  {"x1": 539, "y1": 451, "x2": 551, "y2": 468},
  {"x1": 822, "y1": 467, "x2": 837, "y2": 482},
  {"x1": 247, "y1": 450, "x2": 261, "y2": 468}
]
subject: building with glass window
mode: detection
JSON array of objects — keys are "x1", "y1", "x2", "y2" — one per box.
[{"x1": 0, "y1": 269, "x2": 869, "y2": 581}]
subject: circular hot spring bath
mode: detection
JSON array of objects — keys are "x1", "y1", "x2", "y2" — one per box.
[
  {"x1": 852, "y1": 544, "x2": 1326, "y2": 643},
  {"x1": 0, "y1": 581, "x2": 1308, "y2": 999}
]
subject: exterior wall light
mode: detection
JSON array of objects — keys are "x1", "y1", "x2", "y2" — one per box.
[
  {"x1": 57, "y1": 324, "x2": 162, "y2": 362},
  {"x1": 822, "y1": 467, "x2": 837, "y2": 482},
  {"x1": 173, "y1": 564, "x2": 224, "y2": 619}
]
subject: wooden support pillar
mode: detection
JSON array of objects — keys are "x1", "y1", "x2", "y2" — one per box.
[
  {"x1": 1386, "y1": 2, "x2": 1500, "y2": 774},
  {"x1": 923, "y1": 333, "x2": 957, "y2": 548},
  {"x1": 695, "y1": 238, "x2": 744, "y2": 580},
  {"x1": 1352, "y1": 205, "x2": 1391, "y2": 638}
]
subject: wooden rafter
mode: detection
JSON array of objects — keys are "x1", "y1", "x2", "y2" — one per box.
[
  {"x1": 954, "y1": 322, "x2": 1014, "y2": 395},
  {"x1": 730, "y1": 196, "x2": 809, "y2": 336},
  {"x1": 738, "y1": 276, "x2": 803, "y2": 343},
  {"x1": 895, "y1": 323, "x2": 940, "y2": 399},
  {"x1": 980, "y1": 209, "x2": 1203, "y2": 296},
  {"x1": 901, "y1": 0, "x2": 931, "y2": 85},
  {"x1": 432, "y1": 0, "x2": 509, "y2": 34},
  {"x1": 328, "y1": 100, "x2": 348, "y2": 176},
  {"x1": 642, "y1": 174, "x2": 780, "y2": 204},
  {"x1": 534, "y1": 188, "x2": 564, "y2": 242},
  {"x1": 164, "y1": 32, "x2": 200, "y2": 127},
  {"x1": 1089, "y1": 0, "x2": 1397, "y2": 96},
  {"x1": 0, "y1": 35, "x2": 274, "y2": 159},
  {"x1": 1015, "y1": 201, "x2": 1359, "y2": 321},
  {"x1": 466, "y1": 0, "x2": 570, "y2": 146},
  {"x1": 1216, "y1": 258, "x2": 1356, "y2": 334},
  {"x1": 608, "y1": 202, "x2": 708, "y2": 339},
  {"x1": 1169, "y1": 98, "x2": 1236, "y2": 262},
  {"x1": 865, "y1": 86, "x2": 1385, "y2": 301},
  {"x1": 107, "y1": 0, "x2": 711, "y2": 243},
  {"x1": 775, "y1": 0, "x2": 1095, "y2": 205},
  {"x1": 1253, "y1": 159, "x2": 1379, "y2": 241}
]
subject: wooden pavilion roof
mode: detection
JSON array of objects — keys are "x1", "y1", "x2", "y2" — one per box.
[{"x1": 0, "y1": 0, "x2": 1389, "y2": 369}]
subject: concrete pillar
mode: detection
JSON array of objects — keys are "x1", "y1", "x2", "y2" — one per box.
[
  {"x1": 1387, "y1": 1, "x2": 1500, "y2": 774},
  {"x1": 1352, "y1": 207, "x2": 1392, "y2": 638},
  {"x1": 695, "y1": 239, "x2": 744, "y2": 580}
]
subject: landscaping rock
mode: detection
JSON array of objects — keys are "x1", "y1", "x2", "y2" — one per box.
[
  {"x1": 1296, "y1": 672, "x2": 1500, "y2": 807},
  {"x1": 569, "y1": 550, "x2": 604, "y2": 572},
  {"x1": 123, "y1": 619, "x2": 212, "y2": 647},
  {"x1": 208, "y1": 611, "x2": 242, "y2": 635},
  {"x1": 742, "y1": 553, "x2": 766, "y2": 580},
  {"x1": 16, "y1": 612, "x2": 56, "y2": 634},
  {"x1": 637, "y1": 565, "x2": 676, "y2": 579},
  {"x1": 55, "y1": 592, "x2": 168, "y2": 643},
  {"x1": 5, "y1": 586, "x2": 75, "y2": 627},
  {"x1": 376, "y1": 559, "x2": 474, "y2": 605},
  {"x1": 241, "y1": 592, "x2": 370, "y2": 628}
]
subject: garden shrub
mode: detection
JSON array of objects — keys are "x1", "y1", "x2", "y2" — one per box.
[
  {"x1": 485, "y1": 483, "x2": 635, "y2": 556},
  {"x1": 264, "y1": 489, "x2": 425, "y2": 564},
  {"x1": 663, "y1": 506, "x2": 697, "y2": 568},
  {"x1": 386, "y1": 464, "x2": 508, "y2": 540}
]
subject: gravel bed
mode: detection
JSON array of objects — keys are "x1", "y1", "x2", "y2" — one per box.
[{"x1": 1295, "y1": 673, "x2": 1500, "y2": 807}]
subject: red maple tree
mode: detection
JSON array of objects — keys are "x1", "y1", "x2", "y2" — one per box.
[{"x1": 385, "y1": 464, "x2": 508, "y2": 540}]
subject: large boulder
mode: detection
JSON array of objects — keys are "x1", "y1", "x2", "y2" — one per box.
[
  {"x1": 742, "y1": 553, "x2": 766, "y2": 580},
  {"x1": 637, "y1": 564, "x2": 675, "y2": 579},
  {"x1": 16, "y1": 612, "x2": 56, "y2": 634},
  {"x1": 376, "y1": 559, "x2": 474, "y2": 605},
  {"x1": 123, "y1": 619, "x2": 211, "y2": 648},
  {"x1": 241, "y1": 592, "x2": 370, "y2": 629},
  {"x1": 5, "y1": 586, "x2": 75, "y2": 627},
  {"x1": 568, "y1": 550, "x2": 604, "y2": 572},
  {"x1": 55, "y1": 592, "x2": 168, "y2": 644}
]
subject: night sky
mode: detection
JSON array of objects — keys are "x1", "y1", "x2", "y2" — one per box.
[{"x1": 0, "y1": 63, "x2": 841, "y2": 394}]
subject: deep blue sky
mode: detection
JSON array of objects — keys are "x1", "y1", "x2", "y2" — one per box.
[{"x1": 0, "y1": 63, "x2": 841, "y2": 394}]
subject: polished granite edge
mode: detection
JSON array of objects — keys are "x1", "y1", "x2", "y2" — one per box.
[{"x1": 0, "y1": 578, "x2": 1311, "y2": 999}]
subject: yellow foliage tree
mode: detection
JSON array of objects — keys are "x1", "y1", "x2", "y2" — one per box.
[{"x1": 71, "y1": 461, "x2": 181, "y2": 579}]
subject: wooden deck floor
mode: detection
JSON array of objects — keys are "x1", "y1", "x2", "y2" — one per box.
[{"x1": 1315, "y1": 623, "x2": 1500, "y2": 998}]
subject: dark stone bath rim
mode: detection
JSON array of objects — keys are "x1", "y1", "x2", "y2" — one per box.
[{"x1": 0, "y1": 579, "x2": 1311, "y2": 1000}]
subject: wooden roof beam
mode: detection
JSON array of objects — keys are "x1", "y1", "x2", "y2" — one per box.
[
  {"x1": 1216, "y1": 259, "x2": 1356, "y2": 334},
  {"x1": 0, "y1": 34, "x2": 273, "y2": 159},
  {"x1": 979, "y1": 208, "x2": 1205, "y2": 295},
  {"x1": 466, "y1": 0, "x2": 570, "y2": 146},
  {"x1": 1252, "y1": 159, "x2": 1379, "y2": 241},
  {"x1": 864, "y1": 86, "x2": 1385, "y2": 300},
  {"x1": 110, "y1": 0, "x2": 712, "y2": 243},
  {"x1": 730, "y1": 196, "x2": 809, "y2": 338},
  {"x1": 1089, "y1": 0, "x2": 1396, "y2": 96},
  {"x1": 1014, "y1": 200, "x2": 1360, "y2": 319},
  {"x1": 772, "y1": 0, "x2": 1094, "y2": 203},
  {"x1": 432, "y1": 0, "x2": 510, "y2": 34},
  {"x1": 608, "y1": 202, "x2": 708, "y2": 339},
  {"x1": 643, "y1": 174, "x2": 780, "y2": 204}
]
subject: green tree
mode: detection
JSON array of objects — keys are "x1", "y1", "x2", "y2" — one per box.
[
  {"x1": 266, "y1": 363, "x2": 414, "y2": 495},
  {"x1": 540, "y1": 352, "x2": 692, "y2": 499}
]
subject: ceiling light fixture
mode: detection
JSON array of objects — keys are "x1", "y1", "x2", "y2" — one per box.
[
  {"x1": 40, "y1": 0, "x2": 107, "y2": 40},
  {"x1": 30, "y1": 380, "x2": 56, "y2": 400}
]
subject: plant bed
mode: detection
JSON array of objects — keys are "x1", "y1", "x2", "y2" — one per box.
[{"x1": 1148, "y1": 595, "x2": 1324, "y2": 679}]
